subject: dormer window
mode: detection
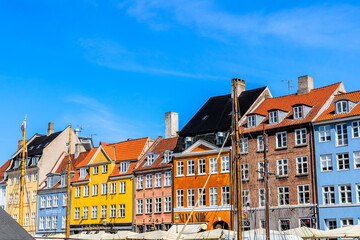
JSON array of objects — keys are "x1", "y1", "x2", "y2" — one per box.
[
  {"x1": 120, "y1": 162, "x2": 130, "y2": 173},
  {"x1": 47, "y1": 176, "x2": 53, "y2": 188},
  {"x1": 269, "y1": 111, "x2": 278, "y2": 124},
  {"x1": 163, "y1": 151, "x2": 173, "y2": 164},
  {"x1": 248, "y1": 116, "x2": 255, "y2": 128},
  {"x1": 14, "y1": 160, "x2": 20, "y2": 169},
  {"x1": 216, "y1": 132, "x2": 226, "y2": 145},
  {"x1": 36, "y1": 144, "x2": 42, "y2": 149},
  {"x1": 185, "y1": 137, "x2": 194, "y2": 149},
  {"x1": 145, "y1": 154, "x2": 155, "y2": 166},
  {"x1": 60, "y1": 175, "x2": 67, "y2": 187},
  {"x1": 294, "y1": 106, "x2": 303, "y2": 119},
  {"x1": 29, "y1": 146, "x2": 34, "y2": 151},
  {"x1": 79, "y1": 168, "x2": 87, "y2": 179},
  {"x1": 336, "y1": 100, "x2": 349, "y2": 114}
]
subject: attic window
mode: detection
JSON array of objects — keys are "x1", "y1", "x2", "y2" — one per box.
[
  {"x1": 146, "y1": 154, "x2": 155, "y2": 166},
  {"x1": 29, "y1": 146, "x2": 34, "y2": 151},
  {"x1": 202, "y1": 115, "x2": 209, "y2": 120},
  {"x1": 293, "y1": 106, "x2": 303, "y2": 119},
  {"x1": 248, "y1": 116, "x2": 255, "y2": 128},
  {"x1": 185, "y1": 137, "x2": 194, "y2": 149},
  {"x1": 269, "y1": 111, "x2": 278, "y2": 124},
  {"x1": 163, "y1": 151, "x2": 173, "y2": 164},
  {"x1": 79, "y1": 168, "x2": 87, "y2": 180},
  {"x1": 335, "y1": 100, "x2": 349, "y2": 114},
  {"x1": 36, "y1": 144, "x2": 42, "y2": 149},
  {"x1": 216, "y1": 132, "x2": 226, "y2": 145},
  {"x1": 120, "y1": 162, "x2": 130, "y2": 173}
]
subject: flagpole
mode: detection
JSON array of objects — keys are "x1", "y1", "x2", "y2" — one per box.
[
  {"x1": 19, "y1": 117, "x2": 26, "y2": 226},
  {"x1": 66, "y1": 125, "x2": 72, "y2": 239}
]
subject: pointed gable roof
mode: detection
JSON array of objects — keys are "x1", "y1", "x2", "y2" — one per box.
[{"x1": 0, "y1": 160, "x2": 10, "y2": 182}]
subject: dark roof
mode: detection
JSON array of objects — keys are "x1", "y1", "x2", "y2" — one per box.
[
  {"x1": 180, "y1": 87, "x2": 267, "y2": 135},
  {"x1": 0, "y1": 207, "x2": 34, "y2": 240}
]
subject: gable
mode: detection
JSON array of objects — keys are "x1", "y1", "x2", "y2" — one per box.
[
  {"x1": 191, "y1": 145, "x2": 213, "y2": 152},
  {"x1": 90, "y1": 148, "x2": 112, "y2": 165}
]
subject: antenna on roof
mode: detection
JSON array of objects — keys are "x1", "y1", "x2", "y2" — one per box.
[
  {"x1": 88, "y1": 133, "x2": 97, "y2": 139},
  {"x1": 281, "y1": 80, "x2": 295, "y2": 95}
]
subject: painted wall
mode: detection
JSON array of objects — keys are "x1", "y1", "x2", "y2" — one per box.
[{"x1": 0, "y1": 183, "x2": 7, "y2": 210}]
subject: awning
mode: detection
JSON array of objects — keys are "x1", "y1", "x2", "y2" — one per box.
[{"x1": 168, "y1": 224, "x2": 204, "y2": 234}]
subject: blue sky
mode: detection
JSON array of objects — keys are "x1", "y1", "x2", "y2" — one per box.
[{"x1": 1, "y1": 0, "x2": 360, "y2": 165}]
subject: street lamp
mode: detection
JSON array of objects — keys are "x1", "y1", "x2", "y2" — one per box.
[{"x1": 175, "y1": 214, "x2": 179, "y2": 233}]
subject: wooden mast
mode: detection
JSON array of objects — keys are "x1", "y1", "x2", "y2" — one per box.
[
  {"x1": 66, "y1": 125, "x2": 72, "y2": 239},
  {"x1": 263, "y1": 124, "x2": 270, "y2": 240},
  {"x1": 232, "y1": 79, "x2": 242, "y2": 240},
  {"x1": 19, "y1": 117, "x2": 27, "y2": 226}
]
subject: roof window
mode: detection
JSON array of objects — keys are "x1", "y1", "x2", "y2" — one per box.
[
  {"x1": 248, "y1": 116, "x2": 255, "y2": 128},
  {"x1": 269, "y1": 111, "x2": 278, "y2": 124},
  {"x1": 145, "y1": 154, "x2": 155, "y2": 166},
  {"x1": 36, "y1": 144, "x2": 42, "y2": 149},
  {"x1": 202, "y1": 115, "x2": 209, "y2": 121}
]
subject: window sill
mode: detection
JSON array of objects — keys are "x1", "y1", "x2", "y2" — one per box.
[
  {"x1": 276, "y1": 175, "x2": 288, "y2": 179},
  {"x1": 220, "y1": 171, "x2": 230, "y2": 174},
  {"x1": 336, "y1": 145, "x2": 348, "y2": 147},
  {"x1": 242, "y1": 179, "x2": 250, "y2": 182},
  {"x1": 197, "y1": 173, "x2": 206, "y2": 176},
  {"x1": 295, "y1": 174, "x2": 309, "y2": 177},
  {"x1": 275, "y1": 147, "x2": 287, "y2": 151},
  {"x1": 294, "y1": 144, "x2": 307, "y2": 148},
  {"x1": 175, "y1": 175, "x2": 184, "y2": 178},
  {"x1": 187, "y1": 174, "x2": 195, "y2": 177}
]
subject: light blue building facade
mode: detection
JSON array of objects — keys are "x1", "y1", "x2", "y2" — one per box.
[
  {"x1": 0, "y1": 183, "x2": 7, "y2": 210},
  {"x1": 314, "y1": 91, "x2": 360, "y2": 230}
]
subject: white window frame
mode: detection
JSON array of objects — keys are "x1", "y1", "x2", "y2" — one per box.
[
  {"x1": 354, "y1": 151, "x2": 360, "y2": 169},
  {"x1": 75, "y1": 186, "x2": 80, "y2": 198},
  {"x1": 101, "y1": 183, "x2": 107, "y2": 195},
  {"x1": 356, "y1": 184, "x2": 360, "y2": 203},
  {"x1": 221, "y1": 186, "x2": 230, "y2": 206},
  {"x1": 93, "y1": 166, "x2": 98, "y2": 175},
  {"x1": 92, "y1": 206, "x2": 97, "y2": 219},
  {"x1": 177, "y1": 189, "x2": 184, "y2": 207},
  {"x1": 47, "y1": 195, "x2": 52, "y2": 208},
  {"x1": 293, "y1": 106, "x2": 303, "y2": 119},
  {"x1": 257, "y1": 134, "x2": 268, "y2": 151},
  {"x1": 137, "y1": 199, "x2": 143, "y2": 214},
  {"x1": 337, "y1": 153, "x2": 350, "y2": 171},
  {"x1": 155, "y1": 173, "x2": 162, "y2": 188},
  {"x1": 209, "y1": 158, "x2": 217, "y2": 173},
  {"x1": 336, "y1": 100, "x2": 349, "y2": 114},
  {"x1": 320, "y1": 154, "x2": 333, "y2": 172},
  {"x1": 276, "y1": 131, "x2": 287, "y2": 148},
  {"x1": 323, "y1": 185, "x2": 335, "y2": 205},
  {"x1": 83, "y1": 206, "x2": 89, "y2": 219},
  {"x1": 101, "y1": 205, "x2": 107, "y2": 218},
  {"x1": 248, "y1": 115, "x2": 255, "y2": 128},
  {"x1": 319, "y1": 125, "x2": 331, "y2": 142},
  {"x1": 155, "y1": 197, "x2": 162, "y2": 213},
  {"x1": 296, "y1": 156, "x2": 308, "y2": 175},
  {"x1": 298, "y1": 184, "x2": 310, "y2": 204},
  {"x1": 341, "y1": 218, "x2": 354, "y2": 227},
  {"x1": 221, "y1": 156, "x2": 229, "y2": 173},
  {"x1": 146, "y1": 174, "x2": 153, "y2": 189},
  {"x1": 295, "y1": 128, "x2": 307, "y2": 145},
  {"x1": 110, "y1": 182, "x2": 116, "y2": 194},
  {"x1": 119, "y1": 181, "x2": 126, "y2": 193},
  {"x1": 164, "y1": 172, "x2": 171, "y2": 186},
  {"x1": 187, "y1": 189, "x2": 195, "y2": 207},
  {"x1": 74, "y1": 207, "x2": 80, "y2": 220},
  {"x1": 258, "y1": 162, "x2": 264, "y2": 179},
  {"x1": 137, "y1": 176, "x2": 143, "y2": 189},
  {"x1": 259, "y1": 188, "x2": 265, "y2": 207},
  {"x1": 110, "y1": 204, "x2": 116, "y2": 218},
  {"x1": 53, "y1": 194, "x2": 59, "y2": 207},
  {"x1": 339, "y1": 184, "x2": 352, "y2": 204},
  {"x1": 164, "y1": 196, "x2": 171, "y2": 212},
  {"x1": 241, "y1": 163, "x2": 249, "y2": 181},
  {"x1": 352, "y1": 121, "x2": 360, "y2": 138},
  {"x1": 277, "y1": 159, "x2": 288, "y2": 177},
  {"x1": 335, "y1": 123, "x2": 348, "y2": 146},
  {"x1": 119, "y1": 204, "x2": 125, "y2": 218},
  {"x1": 146, "y1": 198, "x2": 152, "y2": 214},
  {"x1": 242, "y1": 189, "x2": 250, "y2": 207},
  {"x1": 269, "y1": 111, "x2": 278, "y2": 124},
  {"x1": 240, "y1": 138, "x2": 248, "y2": 154},
  {"x1": 102, "y1": 164, "x2": 108, "y2": 174},
  {"x1": 92, "y1": 184, "x2": 98, "y2": 196},
  {"x1": 198, "y1": 188, "x2": 206, "y2": 207},
  {"x1": 187, "y1": 160, "x2": 195, "y2": 175},
  {"x1": 177, "y1": 161, "x2": 184, "y2": 176},
  {"x1": 198, "y1": 159, "x2": 206, "y2": 175}
]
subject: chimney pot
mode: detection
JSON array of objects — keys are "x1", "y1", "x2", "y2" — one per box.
[
  {"x1": 297, "y1": 75, "x2": 314, "y2": 95},
  {"x1": 165, "y1": 112, "x2": 179, "y2": 138},
  {"x1": 231, "y1": 78, "x2": 246, "y2": 98},
  {"x1": 75, "y1": 129, "x2": 79, "y2": 137},
  {"x1": 47, "y1": 122, "x2": 54, "y2": 136}
]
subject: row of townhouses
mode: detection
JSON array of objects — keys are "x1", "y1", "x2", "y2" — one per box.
[{"x1": 0, "y1": 76, "x2": 359, "y2": 236}]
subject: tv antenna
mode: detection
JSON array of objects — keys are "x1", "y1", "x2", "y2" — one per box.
[{"x1": 282, "y1": 80, "x2": 295, "y2": 95}]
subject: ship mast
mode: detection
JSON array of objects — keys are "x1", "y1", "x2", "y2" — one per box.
[
  {"x1": 232, "y1": 79, "x2": 242, "y2": 240},
  {"x1": 263, "y1": 125, "x2": 270, "y2": 240},
  {"x1": 66, "y1": 125, "x2": 72, "y2": 239},
  {"x1": 19, "y1": 117, "x2": 27, "y2": 226}
]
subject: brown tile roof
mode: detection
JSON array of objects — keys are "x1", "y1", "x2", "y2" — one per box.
[
  {"x1": 315, "y1": 90, "x2": 360, "y2": 122},
  {"x1": 55, "y1": 151, "x2": 90, "y2": 173},
  {"x1": 241, "y1": 82, "x2": 342, "y2": 133},
  {"x1": 75, "y1": 148, "x2": 98, "y2": 168}
]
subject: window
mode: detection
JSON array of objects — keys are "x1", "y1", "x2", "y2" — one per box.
[
  {"x1": 298, "y1": 185, "x2": 310, "y2": 204},
  {"x1": 101, "y1": 183, "x2": 107, "y2": 195},
  {"x1": 276, "y1": 132, "x2": 287, "y2": 148},
  {"x1": 14, "y1": 193, "x2": 18, "y2": 204},
  {"x1": 339, "y1": 185, "x2": 352, "y2": 204},
  {"x1": 325, "y1": 219, "x2": 337, "y2": 230},
  {"x1": 146, "y1": 198, "x2": 152, "y2": 214},
  {"x1": 146, "y1": 154, "x2": 155, "y2": 166},
  {"x1": 27, "y1": 172, "x2": 31, "y2": 182},
  {"x1": 242, "y1": 190, "x2": 250, "y2": 207},
  {"x1": 16, "y1": 175, "x2": 19, "y2": 184},
  {"x1": 83, "y1": 206, "x2": 89, "y2": 219},
  {"x1": 74, "y1": 207, "x2": 80, "y2": 220},
  {"x1": 75, "y1": 186, "x2": 80, "y2": 198},
  {"x1": 79, "y1": 168, "x2": 87, "y2": 179},
  {"x1": 177, "y1": 189, "x2": 184, "y2": 207},
  {"x1": 248, "y1": 115, "x2": 255, "y2": 128},
  {"x1": 31, "y1": 190, "x2": 36, "y2": 203},
  {"x1": 341, "y1": 218, "x2": 353, "y2": 227},
  {"x1": 31, "y1": 213, "x2": 35, "y2": 226},
  {"x1": 10, "y1": 176, "x2": 13, "y2": 185},
  {"x1": 164, "y1": 197, "x2": 171, "y2": 212},
  {"x1": 60, "y1": 175, "x2": 67, "y2": 187},
  {"x1": 198, "y1": 159, "x2": 206, "y2": 174},
  {"x1": 34, "y1": 171, "x2": 38, "y2": 181},
  {"x1": 92, "y1": 184, "x2": 98, "y2": 196},
  {"x1": 320, "y1": 154, "x2": 333, "y2": 172},
  {"x1": 177, "y1": 161, "x2": 184, "y2": 176},
  {"x1": 337, "y1": 153, "x2": 350, "y2": 170},
  {"x1": 92, "y1": 206, "x2": 97, "y2": 219},
  {"x1": 295, "y1": 128, "x2": 307, "y2": 145},
  {"x1": 216, "y1": 132, "x2": 226, "y2": 145},
  {"x1": 102, "y1": 164, "x2": 108, "y2": 173},
  {"x1": 53, "y1": 195, "x2": 59, "y2": 207},
  {"x1": 198, "y1": 188, "x2": 206, "y2": 206},
  {"x1": 257, "y1": 135, "x2": 268, "y2": 151},
  {"x1": 187, "y1": 189, "x2": 195, "y2": 207},
  {"x1": 259, "y1": 188, "x2": 265, "y2": 207},
  {"x1": 110, "y1": 182, "x2": 117, "y2": 194},
  {"x1": 155, "y1": 197, "x2": 162, "y2": 213},
  {"x1": 93, "y1": 166, "x2": 98, "y2": 175},
  {"x1": 280, "y1": 219, "x2": 291, "y2": 231},
  {"x1": 221, "y1": 186, "x2": 230, "y2": 205},
  {"x1": 185, "y1": 137, "x2": 194, "y2": 149},
  {"x1": 319, "y1": 125, "x2": 331, "y2": 142},
  {"x1": 83, "y1": 185, "x2": 89, "y2": 197},
  {"x1": 278, "y1": 186, "x2": 290, "y2": 205},
  {"x1": 146, "y1": 174, "x2": 153, "y2": 188},
  {"x1": 357, "y1": 184, "x2": 360, "y2": 203},
  {"x1": 269, "y1": 111, "x2": 278, "y2": 124},
  {"x1": 120, "y1": 161, "x2": 130, "y2": 173},
  {"x1": 164, "y1": 172, "x2": 171, "y2": 186},
  {"x1": 24, "y1": 213, "x2": 29, "y2": 226},
  {"x1": 241, "y1": 163, "x2": 249, "y2": 181},
  {"x1": 25, "y1": 191, "x2": 30, "y2": 203},
  {"x1": 294, "y1": 106, "x2": 303, "y2": 119},
  {"x1": 46, "y1": 195, "x2": 52, "y2": 208},
  {"x1": 110, "y1": 204, "x2": 116, "y2": 218},
  {"x1": 163, "y1": 151, "x2": 173, "y2": 163},
  {"x1": 155, "y1": 173, "x2": 162, "y2": 187},
  {"x1": 296, "y1": 156, "x2": 308, "y2": 175},
  {"x1": 209, "y1": 158, "x2": 217, "y2": 173},
  {"x1": 354, "y1": 152, "x2": 360, "y2": 169},
  {"x1": 63, "y1": 194, "x2": 67, "y2": 206},
  {"x1": 210, "y1": 187, "x2": 218, "y2": 206},
  {"x1": 137, "y1": 175, "x2": 143, "y2": 189},
  {"x1": 61, "y1": 216, "x2": 66, "y2": 229},
  {"x1": 277, "y1": 159, "x2": 288, "y2": 177},
  {"x1": 336, "y1": 100, "x2": 349, "y2": 114},
  {"x1": 119, "y1": 181, "x2": 126, "y2": 193},
  {"x1": 119, "y1": 204, "x2": 125, "y2": 218},
  {"x1": 258, "y1": 162, "x2": 264, "y2": 179},
  {"x1": 323, "y1": 186, "x2": 335, "y2": 205},
  {"x1": 336, "y1": 123, "x2": 348, "y2": 146},
  {"x1": 137, "y1": 199, "x2": 143, "y2": 214},
  {"x1": 240, "y1": 138, "x2": 248, "y2": 153},
  {"x1": 221, "y1": 156, "x2": 229, "y2": 173},
  {"x1": 39, "y1": 216, "x2": 45, "y2": 230},
  {"x1": 101, "y1": 205, "x2": 107, "y2": 218}
]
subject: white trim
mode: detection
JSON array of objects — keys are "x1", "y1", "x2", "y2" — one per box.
[
  {"x1": 319, "y1": 203, "x2": 360, "y2": 208},
  {"x1": 174, "y1": 205, "x2": 231, "y2": 212},
  {"x1": 181, "y1": 140, "x2": 221, "y2": 154},
  {"x1": 173, "y1": 148, "x2": 230, "y2": 158},
  {"x1": 87, "y1": 146, "x2": 113, "y2": 166}
]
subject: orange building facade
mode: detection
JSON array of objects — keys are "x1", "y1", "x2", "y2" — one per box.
[{"x1": 173, "y1": 140, "x2": 231, "y2": 231}]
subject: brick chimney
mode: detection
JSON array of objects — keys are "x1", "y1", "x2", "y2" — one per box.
[
  {"x1": 297, "y1": 75, "x2": 314, "y2": 95},
  {"x1": 47, "y1": 122, "x2": 54, "y2": 136},
  {"x1": 231, "y1": 78, "x2": 246, "y2": 98},
  {"x1": 18, "y1": 140, "x2": 23, "y2": 150},
  {"x1": 165, "y1": 112, "x2": 179, "y2": 139}
]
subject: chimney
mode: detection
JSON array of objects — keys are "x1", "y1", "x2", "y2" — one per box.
[
  {"x1": 231, "y1": 78, "x2": 246, "y2": 98},
  {"x1": 297, "y1": 75, "x2": 314, "y2": 95},
  {"x1": 74, "y1": 129, "x2": 79, "y2": 137},
  {"x1": 75, "y1": 144, "x2": 80, "y2": 159},
  {"x1": 47, "y1": 122, "x2": 54, "y2": 136},
  {"x1": 165, "y1": 112, "x2": 179, "y2": 139},
  {"x1": 18, "y1": 140, "x2": 23, "y2": 150}
]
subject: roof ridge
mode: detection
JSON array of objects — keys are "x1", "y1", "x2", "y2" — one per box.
[
  {"x1": 335, "y1": 89, "x2": 360, "y2": 96},
  {"x1": 106, "y1": 137, "x2": 149, "y2": 146},
  {"x1": 208, "y1": 86, "x2": 267, "y2": 100}
]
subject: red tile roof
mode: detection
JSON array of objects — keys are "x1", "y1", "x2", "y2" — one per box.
[
  {"x1": 0, "y1": 160, "x2": 10, "y2": 181},
  {"x1": 315, "y1": 90, "x2": 360, "y2": 122},
  {"x1": 241, "y1": 82, "x2": 342, "y2": 133}
]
